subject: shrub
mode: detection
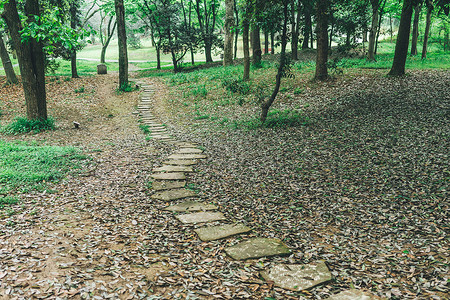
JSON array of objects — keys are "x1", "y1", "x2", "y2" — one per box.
[
  {"x1": 1, "y1": 117, "x2": 55, "y2": 135},
  {"x1": 222, "y1": 78, "x2": 251, "y2": 95},
  {"x1": 74, "y1": 86, "x2": 85, "y2": 93}
]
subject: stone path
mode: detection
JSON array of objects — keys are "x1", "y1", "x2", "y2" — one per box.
[{"x1": 132, "y1": 79, "x2": 381, "y2": 299}]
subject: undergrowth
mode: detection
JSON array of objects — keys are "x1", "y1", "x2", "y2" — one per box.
[
  {"x1": 1, "y1": 117, "x2": 55, "y2": 135},
  {"x1": 232, "y1": 109, "x2": 310, "y2": 130}
]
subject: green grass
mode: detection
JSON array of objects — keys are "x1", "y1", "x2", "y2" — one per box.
[
  {"x1": 0, "y1": 196, "x2": 18, "y2": 208},
  {"x1": 0, "y1": 140, "x2": 89, "y2": 196},
  {"x1": 1, "y1": 117, "x2": 55, "y2": 135}
]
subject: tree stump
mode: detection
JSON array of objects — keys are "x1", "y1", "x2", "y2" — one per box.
[{"x1": 97, "y1": 64, "x2": 107, "y2": 75}]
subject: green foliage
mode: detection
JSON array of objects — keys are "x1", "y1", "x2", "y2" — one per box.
[
  {"x1": 139, "y1": 124, "x2": 151, "y2": 134},
  {"x1": 0, "y1": 140, "x2": 88, "y2": 194},
  {"x1": 191, "y1": 85, "x2": 208, "y2": 97},
  {"x1": 1, "y1": 117, "x2": 55, "y2": 135},
  {"x1": 74, "y1": 86, "x2": 85, "y2": 93},
  {"x1": 222, "y1": 77, "x2": 251, "y2": 95},
  {"x1": 0, "y1": 196, "x2": 18, "y2": 209}
]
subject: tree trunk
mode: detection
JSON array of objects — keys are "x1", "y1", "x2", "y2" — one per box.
[
  {"x1": 156, "y1": 45, "x2": 161, "y2": 69},
  {"x1": 290, "y1": 0, "x2": 300, "y2": 60},
  {"x1": 271, "y1": 31, "x2": 275, "y2": 54},
  {"x1": 115, "y1": 0, "x2": 128, "y2": 89},
  {"x1": 190, "y1": 47, "x2": 195, "y2": 65},
  {"x1": 421, "y1": 0, "x2": 433, "y2": 59},
  {"x1": 388, "y1": 0, "x2": 414, "y2": 76},
  {"x1": 3, "y1": 0, "x2": 47, "y2": 120},
  {"x1": 0, "y1": 31, "x2": 18, "y2": 85},
  {"x1": 390, "y1": 15, "x2": 393, "y2": 42},
  {"x1": 100, "y1": 46, "x2": 107, "y2": 63},
  {"x1": 410, "y1": 3, "x2": 421, "y2": 56},
  {"x1": 251, "y1": 25, "x2": 261, "y2": 65},
  {"x1": 223, "y1": 0, "x2": 234, "y2": 66},
  {"x1": 329, "y1": 23, "x2": 334, "y2": 48},
  {"x1": 375, "y1": 8, "x2": 383, "y2": 54},
  {"x1": 205, "y1": 39, "x2": 213, "y2": 62},
  {"x1": 243, "y1": 19, "x2": 250, "y2": 80},
  {"x1": 261, "y1": 0, "x2": 289, "y2": 124},
  {"x1": 71, "y1": 51, "x2": 79, "y2": 78},
  {"x1": 264, "y1": 30, "x2": 269, "y2": 54},
  {"x1": 368, "y1": 0, "x2": 379, "y2": 61},
  {"x1": 302, "y1": 8, "x2": 311, "y2": 49},
  {"x1": 315, "y1": 0, "x2": 329, "y2": 80}
]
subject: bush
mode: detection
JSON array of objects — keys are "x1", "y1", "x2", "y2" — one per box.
[
  {"x1": 222, "y1": 78, "x2": 251, "y2": 95},
  {"x1": 1, "y1": 117, "x2": 55, "y2": 135}
]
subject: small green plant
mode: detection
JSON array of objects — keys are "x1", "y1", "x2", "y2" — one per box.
[
  {"x1": 147, "y1": 181, "x2": 153, "y2": 189},
  {"x1": 64, "y1": 77, "x2": 71, "y2": 82},
  {"x1": 118, "y1": 82, "x2": 137, "y2": 93},
  {"x1": 222, "y1": 78, "x2": 251, "y2": 95},
  {"x1": 232, "y1": 109, "x2": 310, "y2": 130},
  {"x1": 0, "y1": 196, "x2": 18, "y2": 209},
  {"x1": 191, "y1": 85, "x2": 208, "y2": 97},
  {"x1": 139, "y1": 124, "x2": 151, "y2": 134},
  {"x1": 74, "y1": 86, "x2": 85, "y2": 93},
  {"x1": 1, "y1": 117, "x2": 55, "y2": 134},
  {"x1": 294, "y1": 88, "x2": 304, "y2": 95}
]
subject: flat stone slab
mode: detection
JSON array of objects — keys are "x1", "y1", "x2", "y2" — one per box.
[
  {"x1": 153, "y1": 166, "x2": 193, "y2": 173},
  {"x1": 151, "y1": 189, "x2": 196, "y2": 201},
  {"x1": 326, "y1": 290, "x2": 382, "y2": 300},
  {"x1": 225, "y1": 238, "x2": 291, "y2": 260},
  {"x1": 163, "y1": 159, "x2": 198, "y2": 166},
  {"x1": 175, "y1": 211, "x2": 226, "y2": 224},
  {"x1": 152, "y1": 181, "x2": 186, "y2": 191},
  {"x1": 151, "y1": 173, "x2": 186, "y2": 180},
  {"x1": 176, "y1": 148, "x2": 203, "y2": 154},
  {"x1": 194, "y1": 223, "x2": 252, "y2": 241},
  {"x1": 164, "y1": 201, "x2": 217, "y2": 212},
  {"x1": 168, "y1": 154, "x2": 207, "y2": 160},
  {"x1": 260, "y1": 261, "x2": 332, "y2": 291},
  {"x1": 174, "y1": 142, "x2": 198, "y2": 148}
]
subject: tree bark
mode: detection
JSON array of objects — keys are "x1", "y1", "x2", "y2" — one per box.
[
  {"x1": 71, "y1": 52, "x2": 79, "y2": 78},
  {"x1": 368, "y1": 0, "x2": 379, "y2": 61},
  {"x1": 302, "y1": 5, "x2": 312, "y2": 49},
  {"x1": 421, "y1": 0, "x2": 433, "y2": 59},
  {"x1": 264, "y1": 30, "x2": 269, "y2": 54},
  {"x1": 223, "y1": 0, "x2": 234, "y2": 66},
  {"x1": 3, "y1": 0, "x2": 47, "y2": 120},
  {"x1": 410, "y1": 3, "x2": 421, "y2": 56},
  {"x1": 100, "y1": 17, "x2": 116, "y2": 64},
  {"x1": 115, "y1": 0, "x2": 128, "y2": 89},
  {"x1": 290, "y1": 0, "x2": 300, "y2": 60},
  {"x1": 70, "y1": 0, "x2": 79, "y2": 78},
  {"x1": 156, "y1": 46, "x2": 161, "y2": 69},
  {"x1": 261, "y1": 0, "x2": 289, "y2": 124},
  {"x1": 315, "y1": 0, "x2": 329, "y2": 80},
  {"x1": 0, "y1": 31, "x2": 18, "y2": 85},
  {"x1": 251, "y1": 25, "x2": 261, "y2": 65},
  {"x1": 388, "y1": 0, "x2": 414, "y2": 76},
  {"x1": 271, "y1": 31, "x2": 275, "y2": 54},
  {"x1": 243, "y1": 18, "x2": 250, "y2": 80}
]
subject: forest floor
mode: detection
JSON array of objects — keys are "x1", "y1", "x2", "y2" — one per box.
[{"x1": 0, "y1": 63, "x2": 448, "y2": 299}]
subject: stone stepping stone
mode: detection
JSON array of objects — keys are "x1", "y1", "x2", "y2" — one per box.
[
  {"x1": 152, "y1": 181, "x2": 186, "y2": 191},
  {"x1": 174, "y1": 142, "x2": 198, "y2": 148},
  {"x1": 163, "y1": 159, "x2": 197, "y2": 166},
  {"x1": 225, "y1": 238, "x2": 291, "y2": 260},
  {"x1": 151, "y1": 173, "x2": 186, "y2": 180},
  {"x1": 176, "y1": 211, "x2": 226, "y2": 224},
  {"x1": 194, "y1": 223, "x2": 252, "y2": 241},
  {"x1": 260, "y1": 261, "x2": 332, "y2": 292},
  {"x1": 151, "y1": 189, "x2": 196, "y2": 201},
  {"x1": 168, "y1": 154, "x2": 207, "y2": 160},
  {"x1": 164, "y1": 201, "x2": 217, "y2": 212},
  {"x1": 153, "y1": 166, "x2": 193, "y2": 172},
  {"x1": 176, "y1": 148, "x2": 203, "y2": 154},
  {"x1": 326, "y1": 290, "x2": 382, "y2": 299},
  {"x1": 152, "y1": 135, "x2": 173, "y2": 140}
]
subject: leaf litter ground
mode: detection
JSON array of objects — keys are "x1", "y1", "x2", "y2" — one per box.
[{"x1": 0, "y1": 68, "x2": 448, "y2": 299}]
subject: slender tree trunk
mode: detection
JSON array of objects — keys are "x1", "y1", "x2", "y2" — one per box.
[
  {"x1": 261, "y1": 0, "x2": 289, "y2": 124},
  {"x1": 329, "y1": 23, "x2": 334, "y2": 48},
  {"x1": 71, "y1": 52, "x2": 79, "y2": 78},
  {"x1": 0, "y1": 31, "x2": 18, "y2": 85},
  {"x1": 375, "y1": 9, "x2": 383, "y2": 54},
  {"x1": 205, "y1": 39, "x2": 213, "y2": 62},
  {"x1": 251, "y1": 25, "x2": 261, "y2": 65},
  {"x1": 156, "y1": 45, "x2": 161, "y2": 69},
  {"x1": 100, "y1": 46, "x2": 107, "y2": 63},
  {"x1": 223, "y1": 0, "x2": 234, "y2": 66},
  {"x1": 315, "y1": 0, "x2": 329, "y2": 80},
  {"x1": 233, "y1": 0, "x2": 239, "y2": 59},
  {"x1": 243, "y1": 19, "x2": 250, "y2": 80},
  {"x1": 410, "y1": 3, "x2": 421, "y2": 56},
  {"x1": 3, "y1": 0, "x2": 47, "y2": 120},
  {"x1": 264, "y1": 31, "x2": 269, "y2": 54},
  {"x1": 302, "y1": 8, "x2": 311, "y2": 49},
  {"x1": 390, "y1": 15, "x2": 393, "y2": 42},
  {"x1": 291, "y1": 0, "x2": 300, "y2": 60},
  {"x1": 421, "y1": 0, "x2": 433, "y2": 59},
  {"x1": 388, "y1": 0, "x2": 414, "y2": 76},
  {"x1": 115, "y1": 0, "x2": 128, "y2": 88},
  {"x1": 368, "y1": 0, "x2": 379, "y2": 61},
  {"x1": 271, "y1": 31, "x2": 275, "y2": 54},
  {"x1": 190, "y1": 47, "x2": 195, "y2": 65}
]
